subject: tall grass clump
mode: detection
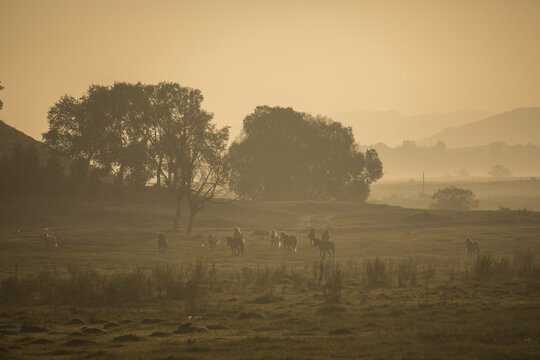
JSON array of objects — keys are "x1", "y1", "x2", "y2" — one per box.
[
  {"x1": 365, "y1": 258, "x2": 392, "y2": 288},
  {"x1": 323, "y1": 263, "x2": 342, "y2": 304},
  {"x1": 396, "y1": 259, "x2": 417, "y2": 287},
  {"x1": 513, "y1": 249, "x2": 539, "y2": 279}
]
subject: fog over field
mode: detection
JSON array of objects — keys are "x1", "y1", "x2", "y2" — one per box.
[{"x1": 1, "y1": 1, "x2": 539, "y2": 359}]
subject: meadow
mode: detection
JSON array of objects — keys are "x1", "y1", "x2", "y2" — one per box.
[{"x1": 0, "y1": 186, "x2": 539, "y2": 359}]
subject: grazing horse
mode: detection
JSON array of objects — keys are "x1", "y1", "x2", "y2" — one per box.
[
  {"x1": 465, "y1": 238, "x2": 480, "y2": 257},
  {"x1": 312, "y1": 238, "x2": 335, "y2": 259},
  {"x1": 279, "y1": 233, "x2": 298, "y2": 252},
  {"x1": 41, "y1": 232, "x2": 59, "y2": 252},
  {"x1": 207, "y1": 234, "x2": 220, "y2": 249},
  {"x1": 227, "y1": 236, "x2": 244, "y2": 256},
  {"x1": 270, "y1": 229, "x2": 280, "y2": 248},
  {"x1": 157, "y1": 234, "x2": 167, "y2": 254},
  {"x1": 309, "y1": 228, "x2": 318, "y2": 247}
]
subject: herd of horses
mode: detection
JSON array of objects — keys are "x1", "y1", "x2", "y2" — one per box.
[{"x1": 38, "y1": 228, "x2": 480, "y2": 260}]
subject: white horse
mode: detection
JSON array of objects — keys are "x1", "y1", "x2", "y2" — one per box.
[{"x1": 270, "y1": 229, "x2": 280, "y2": 248}]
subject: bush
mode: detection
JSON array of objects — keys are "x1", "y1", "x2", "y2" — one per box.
[
  {"x1": 365, "y1": 258, "x2": 392, "y2": 288},
  {"x1": 431, "y1": 186, "x2": 479, "y2": 211},
  {"x1": 396, "y1": 259, "x2": 417, "y2": 287}
]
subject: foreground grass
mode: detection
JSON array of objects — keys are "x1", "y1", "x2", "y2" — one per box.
[{"x1": 1, "y1": 192, "x2": 540, "y2": 359}]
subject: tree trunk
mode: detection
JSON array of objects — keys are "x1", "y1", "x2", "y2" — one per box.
[
  {"x1": 173, "y1": 193, "x2": 183, "y2": 232},
  {"x1": 186, "y1": 209, "x2": 197, "y2": 234},
  {"x1": 156, "y1": 155, "x2": 162, "y2": 187}
]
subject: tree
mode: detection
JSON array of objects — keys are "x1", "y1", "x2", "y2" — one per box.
[
  {"x1": 229, "y1": 106, "x2": 382, "y2": 200},
  {"x1": 142, "y1": 82, "x2": 229, "y2": 232},
  {"x1": 488, "y1": 164, "x2": 513, "y2": 178},
  {"x1": 43, "y1": 86, "x2": 111, "y2": 183},
  {"x1": 431, "y1": 186, "x2": 478, "y2": 210}
]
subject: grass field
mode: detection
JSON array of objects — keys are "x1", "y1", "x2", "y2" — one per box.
[{"x1": 1, "y1": 187, "x2": 539, "y2": 359}]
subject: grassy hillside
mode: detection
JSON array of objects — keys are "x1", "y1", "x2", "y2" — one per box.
[{"x1": 0, "y1": 119, "x2": 50, "y2": 163}]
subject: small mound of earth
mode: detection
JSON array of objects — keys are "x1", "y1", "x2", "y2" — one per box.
[
  {"x1": 30, "y1": 338, "x2": 54, "y2": 344},
  {"x1": 237, "y1": 311, "x2": 265, "y2": 320},
  {"x1": 172, "y1": 322, "x2": 209, "y2": 334},
  {"x1": 64, "y1": 339, "x2": 95, "y2": 346},
  {"x1": 112, "y1": 334, "x2": 143, "y2": 342},
  {"x1": 317, "y1": 305, "x2": 347, "y2": 314},
  {"x1": 119, "y1": 320, "x2": 132, "y2": 325},
  {"x1": 0, "y1": 329, "x2": 17, "y2": 336},
  {"x1": 403, "y1": 212, "x2": 438, "y2": 222},
  {"x1": 150, "y1": 331, "x2": 171, "y2": 337},
  {"x1": 141, "y1": 318, "x2": 164, "y2": 324},
  {"x1": 68, "y1": 331, "x2": 84, "y2": 337},
  {"x1": 206, "y1": 325, "x2": 228, "y2": 330},
  {"x1": 0, "y1": 325, "x2": 17, "y2": 329},
  {"x1": 329, "y1": 328, "x2": 354, "y2": 335},
  {"x1": 66, "y1": 318, "x2": 84, "y2": 325},
  {"x1": 252, "y1": 295, "x2": 281, "y2": 304},
  {"x1": 19, "y1": 324, "x2": 48, "y2": 333},
  {"x1": 103, "y1": 322, "x2": 118, "y2": 329},
  {"x1": 81, "y1": 327, "x2": 107, "y2": 335}
]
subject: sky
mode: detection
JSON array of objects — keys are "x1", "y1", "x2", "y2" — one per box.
[{"x1": 1, "y1": 0, "x2": 539, "y2": 141}]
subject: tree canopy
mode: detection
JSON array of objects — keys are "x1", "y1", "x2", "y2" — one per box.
[{"x1": 229, "y1": 106, "x2": 383, "y2": 200}]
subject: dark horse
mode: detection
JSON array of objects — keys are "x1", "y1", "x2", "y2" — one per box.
[
  {"x1": 227, "y1": 236, "x2": 244, "y2": 256},
  {"x1": 279, "y1": 233, "x2": 298, "y2": 252},
  {"x1": 310, "y1": 229, "x2": 334, "y2": 259}
]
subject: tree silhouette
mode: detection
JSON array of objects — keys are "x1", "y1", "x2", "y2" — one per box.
[{"x1": 229, "y1": 106, "x2": 383, "y2": 200}]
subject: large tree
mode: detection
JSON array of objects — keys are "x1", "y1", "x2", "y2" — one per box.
[
  {"x1": 43, "y1": 86, "x2": 111, "y2": 182},
  {"x1": 230, "y1": 106, "x2": 383, "y2": 200}
]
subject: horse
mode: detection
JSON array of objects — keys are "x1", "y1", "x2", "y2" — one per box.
[
  {"x1": 157, "y1": 233, "x2": 167, "y2": 254},
  {"x1": 233, "y1": 226, "x2": 245, "y2": 244},
  {"x1": 308, "y1": 228, "x2": 318, "y2": 247},
  {"x1": 207, "y1": 234, "x2": 220, "y2": 249},
  {"x1": 465, "y1": 238, "x2": 480, "y2": 257},
  {"x1": 270, "y1": 229, "x2": 280, "y2": 248},
  {"x1": 279, "y1": 233, "x2": 298, "y2": 252},
  {"x1": 227, "y1": 236, "x2": 244, "y2": 256},
  {"x1": 41, "y1": 232, "x2": 59, "y2": 253},
  {"x1": 312, "y1": 238, "x2": 335, "y2": 259}
]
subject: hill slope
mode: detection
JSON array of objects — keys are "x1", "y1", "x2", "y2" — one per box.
[
  {"x1": 330, "y1": 110, "x2": 491, "y2": 146},
  {"x1": 416, "y1": 107, "x2": 540, "y2": 148},
  {"x1": 0, "y1": 119, "x2": 49, "y2": 161}
]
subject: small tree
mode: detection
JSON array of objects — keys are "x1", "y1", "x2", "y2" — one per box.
[
  {"x1": 431, "y1": 186, "x2": 478, "y2": 210},
  {"x1": 488, "y1": 165, "x2": 513, "y2": 178}
]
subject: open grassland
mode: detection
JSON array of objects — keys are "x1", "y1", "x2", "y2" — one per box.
[
  {"x1": 370, "y1": 177, "x2": 540, "y2": 211},
  {"x1": 1, "y1": 188, "x2": 539, "y2": 359}
]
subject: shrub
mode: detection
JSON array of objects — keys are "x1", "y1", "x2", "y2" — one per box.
[
  {"x1": 396, "y1": 258, "x2": 417, "y2": 287},
  {"x1": 365, "y1": 258, "x2": 392, "y2": 288},
  {"x1": 431, "y1": 186, "x2": 479, "y2": 211}
]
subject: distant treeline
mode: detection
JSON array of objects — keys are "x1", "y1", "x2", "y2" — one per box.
[
  {"x1": 37, "y1": 82, "x2": 382, "y2": 232},
  {"x1": 0, "y1": 143, "x2": 72, "y2": 198},
  {"x1": 370, "y1": 141, "x2": 540, "y2": 178}
]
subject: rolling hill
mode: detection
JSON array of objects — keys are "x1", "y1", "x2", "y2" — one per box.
[
  {"x1": 0, "y1": 119, "x2": 50, "y2": 162},
  {"x1": 416, "y1": 107, "x2": 540, "y2": 148}
]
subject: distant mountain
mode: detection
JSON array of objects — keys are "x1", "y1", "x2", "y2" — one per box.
[
  {"x1": 330, "y1": 110, "x2": 492, "y2": 146},
  {"x1": 0, "y1": 119, "x2": 50, "y2": 162},
  {"x1": 416, "y1": 107, "x2": 540, "y2": 148}
]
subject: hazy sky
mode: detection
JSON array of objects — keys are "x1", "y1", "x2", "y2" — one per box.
[{"x1": 1, "y1": 0, "x2": 539, "y2": 141}]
